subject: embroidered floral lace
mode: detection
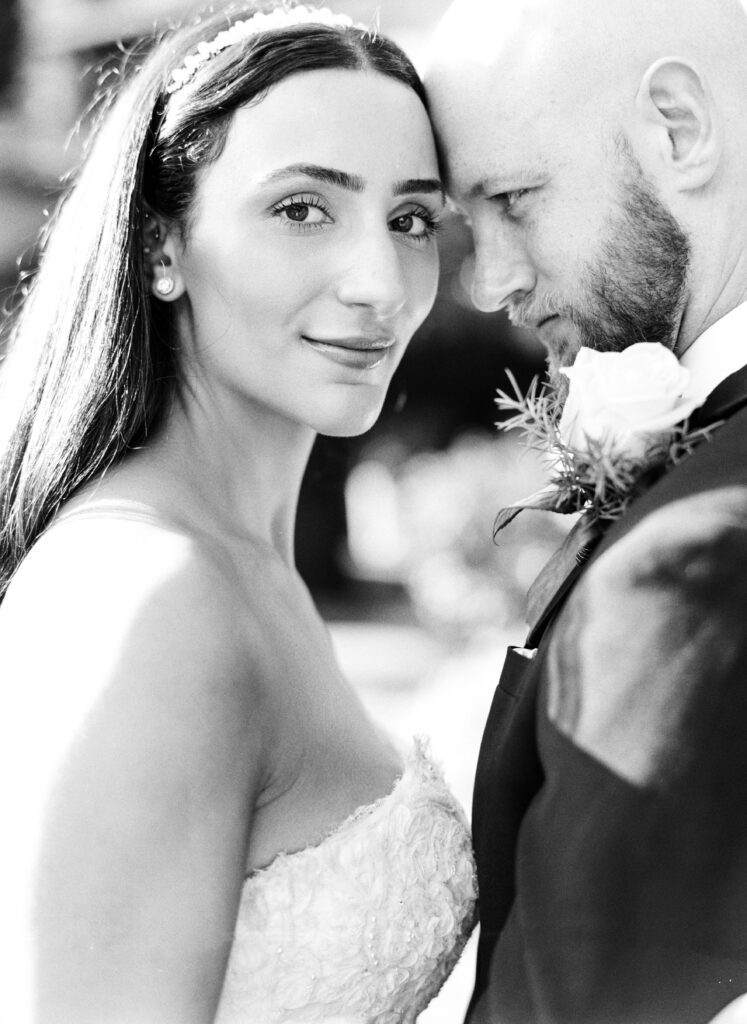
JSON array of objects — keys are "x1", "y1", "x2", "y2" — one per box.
[{"x1": 214, "y1": 738, "x2": 477, "y2": 1023}]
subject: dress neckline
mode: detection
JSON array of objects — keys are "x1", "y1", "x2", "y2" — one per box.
[{"x1": 245, "y1": 737, "x2": 442, "y2": 883}]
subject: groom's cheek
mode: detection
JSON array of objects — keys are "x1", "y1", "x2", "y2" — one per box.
[{"x1": 544, "y1": 486, "x2": 747, "y2": 787}]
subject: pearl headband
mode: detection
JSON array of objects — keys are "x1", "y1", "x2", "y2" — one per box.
[{"x1": 166, "y1": 6, "x2": 361, "y2": 94}]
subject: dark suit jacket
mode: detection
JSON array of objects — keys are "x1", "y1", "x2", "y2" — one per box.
[{"x1": 468, "y1": 365, "x2": 747, "y2": 1024}]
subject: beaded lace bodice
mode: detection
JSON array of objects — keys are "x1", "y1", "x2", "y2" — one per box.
[{"x1": 214, "y1": 738, "x2": 477, "y2": 1024}]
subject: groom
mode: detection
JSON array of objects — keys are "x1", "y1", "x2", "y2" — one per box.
[{"x1": 425, "y1": 0, "x2": 747, "y2": 1021}]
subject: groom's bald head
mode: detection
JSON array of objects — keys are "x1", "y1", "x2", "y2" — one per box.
[
  {"x1": 426, "y1": 0, "x2": 747, "y2": 361},
  {"x1": 429, "y1": 0, "x2": 747, "y2": 89},
  {"x1": 429, "y1": 0, "x2": 747, "y2": 139}
]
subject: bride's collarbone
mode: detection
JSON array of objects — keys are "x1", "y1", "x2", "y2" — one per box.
[
  {"x1": 54, "y1": 514, "x2": 403, "y2": 876},
  {"x1": 245, "y1": 656, "x2": 402, "y2": 875},
  {"x1": 245, "y1": 734, "x2": 403, "y2": 876},
  {"x1": 231, "y1": 563, "x2": 349, "y2": 699}
]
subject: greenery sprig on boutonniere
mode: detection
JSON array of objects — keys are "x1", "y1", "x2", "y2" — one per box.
[{"x1": 494, "y1": 343, "x2": 718, "y2": 534}]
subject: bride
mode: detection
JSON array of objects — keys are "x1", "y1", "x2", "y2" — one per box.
[{"x1": 0, "y1": 4, "x2": 476, "y2": 1022}]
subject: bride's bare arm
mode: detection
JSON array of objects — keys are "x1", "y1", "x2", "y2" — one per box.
[{"x1": 0, "y1": 516, "x2": 267, "y2": 1024}]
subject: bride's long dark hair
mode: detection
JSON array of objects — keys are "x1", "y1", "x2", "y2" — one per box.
[{"x1": 0, "y1": 3, "x2": 428, "y2": 600}]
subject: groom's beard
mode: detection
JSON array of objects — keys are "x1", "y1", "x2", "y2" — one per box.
[{"x1": 511, "y1": 146, "x2": 691, "y2": 386}]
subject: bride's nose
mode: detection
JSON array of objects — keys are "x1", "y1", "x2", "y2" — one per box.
[{"x1": 334, "y1": 228, "x2": 407, "y2": 318}]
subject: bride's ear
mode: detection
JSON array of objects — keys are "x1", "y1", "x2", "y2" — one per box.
[{"x1": 142, "y1": 209, "x2": 187, "y2": 302}]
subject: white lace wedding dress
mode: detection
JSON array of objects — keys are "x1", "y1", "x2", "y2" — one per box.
[{"x1": 214, "y1": 738, "x2": 477, "y2": 1023}]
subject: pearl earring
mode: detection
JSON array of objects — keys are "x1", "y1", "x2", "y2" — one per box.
[{"x1": 155, "y1": 262, "x2": 175, "y2": 297}]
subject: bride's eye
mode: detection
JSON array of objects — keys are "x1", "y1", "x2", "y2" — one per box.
[
  {"x1": 272, "y1": 194, "x2": 332, "y2": 231},
  {"x1": 389, "y1": 206, "x2": 441, "y2": 244}
]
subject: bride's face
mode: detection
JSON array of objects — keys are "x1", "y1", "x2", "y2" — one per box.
[{"x1": 168, "y1": 67, "x2": 443, "y2": 437}]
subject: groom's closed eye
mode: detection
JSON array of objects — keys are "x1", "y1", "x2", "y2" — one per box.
[{"x1": 489, "y1": 188, "x2": 531, "y2": 213}]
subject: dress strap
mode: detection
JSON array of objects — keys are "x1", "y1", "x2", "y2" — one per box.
[{"x1": 49, "y1": 499, "x2": 183, "y2": 531}]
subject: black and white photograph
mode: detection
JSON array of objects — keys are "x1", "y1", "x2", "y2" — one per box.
[{"x1": 1, "y1": 1, "x2": 746, "y2": 1022}]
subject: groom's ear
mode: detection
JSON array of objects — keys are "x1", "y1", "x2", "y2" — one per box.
[{"x1": 634, "y1": 57, "x2": 721, "y2": 190}]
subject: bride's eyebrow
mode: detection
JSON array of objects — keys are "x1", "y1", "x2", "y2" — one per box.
[
  {"x1": 394, "y1": 179, "x2": 446, "y2": 204},
  {"x1": 259, "y1": 164, "x2": 445, "y2": 203},
  {"x1": 259, "y1": 164, "x2": 365, "y2": 191}
]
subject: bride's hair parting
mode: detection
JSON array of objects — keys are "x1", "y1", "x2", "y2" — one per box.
[{"x1": 0, "y1": 2, "x2": 428, "y2": 600}]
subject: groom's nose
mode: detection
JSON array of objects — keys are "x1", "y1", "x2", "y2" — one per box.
[{"x1": 470, "y1": 224, "x2": 536, "y2": 313}]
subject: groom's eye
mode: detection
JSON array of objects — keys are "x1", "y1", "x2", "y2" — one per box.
[{"x1": 492, "y1": 188, "x2": 530, "y2": 212}]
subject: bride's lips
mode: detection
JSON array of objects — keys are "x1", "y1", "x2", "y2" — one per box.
[{"x1": 302, "y1": 335, "x2": 396, "y2": 370}]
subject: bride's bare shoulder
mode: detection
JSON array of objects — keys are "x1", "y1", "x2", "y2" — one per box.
[
  {"x1": 0, "y1": 506, "x2": 263, "y2": 705},
  {"x1": 0, "y1": 507, "x2": 274, "y2": 1009}
]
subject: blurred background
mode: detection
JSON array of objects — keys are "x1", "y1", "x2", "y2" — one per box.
[{"x1": 0, "y1": 1, "x2": 570, "y2": 1018}]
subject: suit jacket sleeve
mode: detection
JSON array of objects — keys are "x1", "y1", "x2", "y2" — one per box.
[{"x1": 485, "y1": 485, "x2": 747, "y2": 1024}]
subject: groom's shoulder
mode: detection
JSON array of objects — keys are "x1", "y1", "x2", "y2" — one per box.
[
  {"x1": 543, "y1": 485, "x2": 747, "y2": 778},
  {"x1": 544, "y1": 480, "x2": 747, "y2": 674},
  {"x1": 595, "y1": 402, "x2": 747, "y2": 557},
  {"x1": 555, "y1": 406, "x2": 747, "y2": 626},
  {"x1": 589, "y1": 484, "x2": 747, "y2": 599},
  {"x1": 573, "y1": 477, "x2": 747, "y2": 642},
  {"x1": 665, "y1": 400, "x2": 747, "y2": 490},
  {"x1": 525, "y1": 414, "x2": 747, "y2": 662},
  {"x1": 532, "y1": 411, "x2": 747, "y2": 712}
]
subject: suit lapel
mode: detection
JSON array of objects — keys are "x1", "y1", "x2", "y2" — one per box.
[
  {"x1": 525, "y1": 515, "x2": 603, "y2": 648},
  {"x1": 523, "y1": 361, "x2": 747, "y2": 647},
  {"x1": 690, "y1": 362, "x2": 747, "y2": 428}
]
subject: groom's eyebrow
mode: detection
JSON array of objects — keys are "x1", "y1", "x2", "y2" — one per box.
[{"x1": 261, "y1": 163, "x2": 445, "y2": 202}]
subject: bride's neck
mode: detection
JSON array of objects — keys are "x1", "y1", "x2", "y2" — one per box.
[{"x1": 140, "y1": 390, "x2": 316, "y2": 564}]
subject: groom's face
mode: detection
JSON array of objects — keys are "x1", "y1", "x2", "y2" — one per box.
[{"x1": 428, "y1": 69, "x2": 690, "y2": 380}]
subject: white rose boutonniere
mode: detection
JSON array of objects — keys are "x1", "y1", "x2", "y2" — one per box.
[
  {"x1": 558, "y1": 344, "x2": 699, "y2": 459},
  {"x1": 494, "y1": 342, "x2": 717, "y2": 533}
]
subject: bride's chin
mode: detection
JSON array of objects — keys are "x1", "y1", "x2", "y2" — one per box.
[
  {"x1": 310, "y1": 399, "x2": 387, "y2": 439},
  {"x1": 316, "y1": 413, "x2": 383, "y2": 439}
]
